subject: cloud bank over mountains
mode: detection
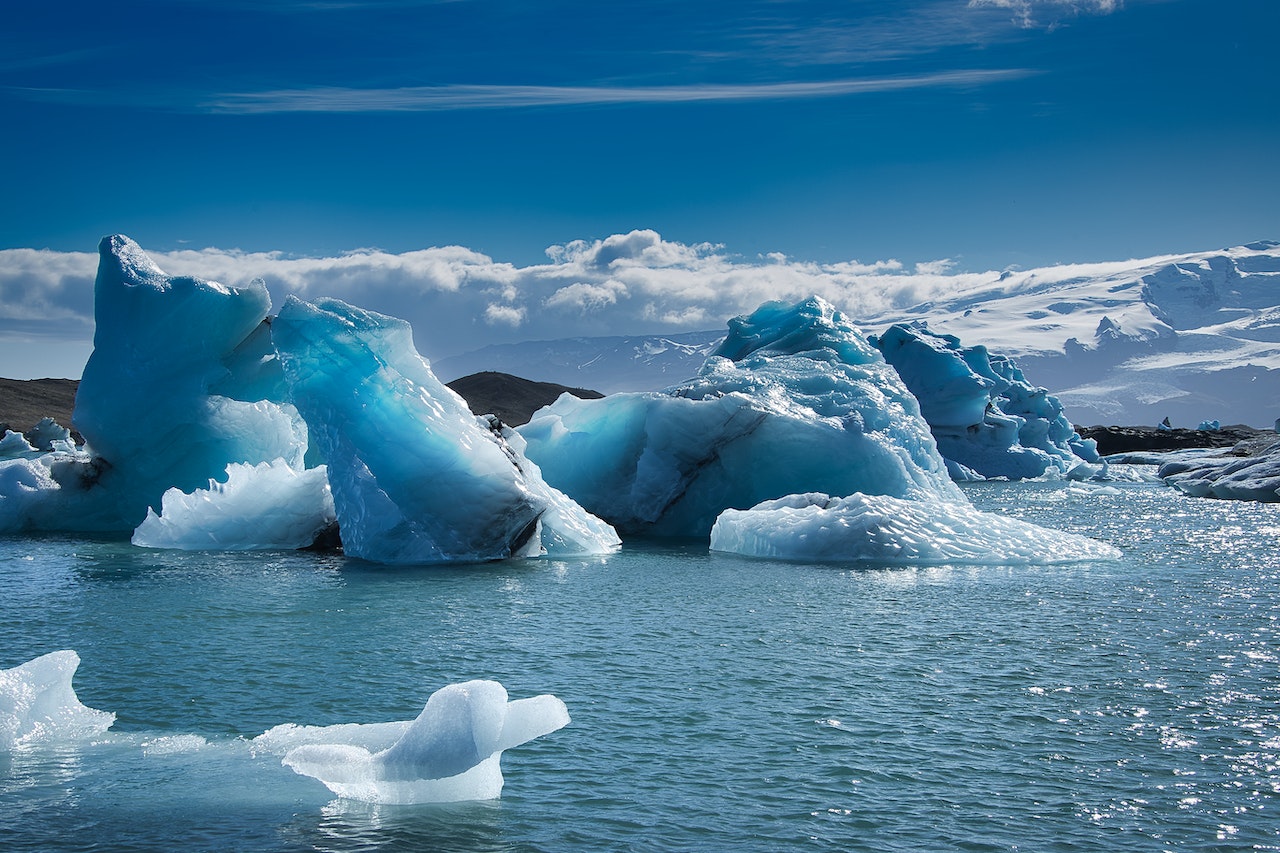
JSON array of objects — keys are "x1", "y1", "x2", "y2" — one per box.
[
  {"x1": 3, "y1": 230, "x2": 1279, "y2": 429},
  {"x1": 0, "y1": 229, "x2": 1016, "y2": 369}
]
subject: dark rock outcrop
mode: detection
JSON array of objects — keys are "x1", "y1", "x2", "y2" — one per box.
[
  {"x1": 446, "y1": 371, "x2": 602, "y2": 427},
  {"x1": 1075, "y1": 424, "x2": 1267, "y2": 456}
]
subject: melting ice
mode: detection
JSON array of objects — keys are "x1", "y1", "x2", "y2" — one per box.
[
  {"x1": 131, "y1": 459, "x2": 337, "y2": 551},
  {"x1": 0, "y1": 236, "x2": 618, "y2": 563},
  {"x1": 0, "y1": 237, "x2": 1122, "y2": 561},
  {"x1": 0, "y1": 651, "x2": 115, "y2": 749},
  {"x1": 271, "y1": 296, "x2": 620, "y2": 563},
  {"x1": 872, "y1": 322, "x2": 1101, "y2": 480},
  {"x1": 710, "y1": 492, "x2": 1122, "y2": 564},
  {"x1": 519, "y1": 297, "x2": 964, "y2": 537},
  {"x1": 2, "y1": 652, "x2": 568, "y2": 805},
  {"x1": 254, "y1": 680, "x2": 571, "y2": 804}
]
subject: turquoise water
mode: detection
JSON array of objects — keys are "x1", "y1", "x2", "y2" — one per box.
[{"x1": 2, "y1": 479, "x2": 1279, "y2": 851}]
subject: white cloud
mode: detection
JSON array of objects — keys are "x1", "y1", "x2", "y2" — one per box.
[
  {"x1": 202, "y1": 70, "x2": 1034, "y2": 114},
  {"x1": 0, "y1": 228, "x2": 1163, "y2": 380},
  {"x1": 483, "y1": 303, "x2": 526, "y2": 326}
]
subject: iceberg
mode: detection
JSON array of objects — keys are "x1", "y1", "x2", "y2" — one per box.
[
  {"x1": 271, "y1": 296, "x2": 620, "y2": 563},
  {"x1": 871, "y1": 322, "x2": 1100, "y2": 480},
  {"x1": 0, "y1": 236, "x2": 307, "y2": 534},
  {"x1": 1159, "y1": 442, "x2": 1280, "y2": 501},
  {"x1": 710, "y1": 492, "x2": 1122, "y2": 564},
  {"x1": 253, "y1": 680, "x2": 570, "y2": 804},
  {"x1": 519, "y1": 297, "x2": 963, "y2": 537},
  {"x1": 1, "y1": 651, "x2": 115, "y2": 749},
  {"x1": 131, "y1": 459, "x2": 337, "y2": 550},
  {"x1": 73, "y1": 236, "x2": 307, "y2": 525}
]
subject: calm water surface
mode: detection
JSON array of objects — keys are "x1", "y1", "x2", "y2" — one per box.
[{"x1": 1, "y1": 478, "x2": 1278, "y2": 851}]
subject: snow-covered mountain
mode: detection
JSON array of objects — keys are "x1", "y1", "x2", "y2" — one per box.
[{"x1": 436, "y1": 241, "x2": 1280, "y2": 428}]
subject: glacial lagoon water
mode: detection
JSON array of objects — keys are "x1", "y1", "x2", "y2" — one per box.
[{"x1": 2, "y1": 477, "x2": 1278, "y2": 852}]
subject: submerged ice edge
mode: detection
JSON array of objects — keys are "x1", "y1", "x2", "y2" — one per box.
[
  {"x1": 710, "y1": 491, "x2": 1122, "y2": 564},
  {"x1": 1, "y1": 653, "x2": 569, "y2": 805}
]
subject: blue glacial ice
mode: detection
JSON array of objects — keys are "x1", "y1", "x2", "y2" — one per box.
[
  {"x1": 0, "y1": 236, "x2": 306, "y2": 534},
  {"x1": 871, "y1": 322, "x2": 1101, "y2": 480},
  {"x1": 1, "y1": 651, "x2": 115, "y2": 749},
  {"x1": 710, "y1": 491, "x2": 1121, "y2": 564},
  {"x1": 74, "y1": 236, "x2": 308, "y2": 522},
  {"x1": 131, "y1": 459, "x2": 337, "y2": 551},
  {"x1": 519, "y1": 296, "x2": 965, "y2": 537},
  {"x1": 271, "y1": 296, "x2": 620, "y2": 563},
  {"x1": 0, "y1": 236, "x2": 616, "y2": 563},
  {"x1": 253, "y1": 680, "x2": 570, "y2": 804}
]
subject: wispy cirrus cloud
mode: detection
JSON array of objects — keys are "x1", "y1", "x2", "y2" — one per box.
[
  {"x1": 203, "y1": 69, "x2": 1033, "y2": 114},
  {"x1": 968, "y1": 0, "x2": 1123, "y2": 29}
]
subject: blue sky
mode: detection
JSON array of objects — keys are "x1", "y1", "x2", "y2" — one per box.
[
  {"x1": 4, "y1": 0, "x2": 1276, "y2": 269},
  {"x1": 0, "y1": 1, "x2": 1278, "y2": 379}
]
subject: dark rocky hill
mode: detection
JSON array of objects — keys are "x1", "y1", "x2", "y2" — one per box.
[
  {"x1": 0, "y1": 378, "x2": 80, "y2": 440},
  {"x1": 445, "y1": 371, "x2": 602, "y2": 426},
  {"x1": 1075, "y1": 424, "x2": 1268, "y2": 456},
  {"x1": 0, "y1": 372, "x2": 598, "y2": 441}
]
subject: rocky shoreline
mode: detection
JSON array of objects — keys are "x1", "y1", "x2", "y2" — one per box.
[{"x1": 1074, "y1": 424, "x2": 1272, "y2": 456}]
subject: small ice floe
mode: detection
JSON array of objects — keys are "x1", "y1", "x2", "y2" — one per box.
[
  {"x1": 710, "y1": 491, "x2": 1121, "y2": 564},
  {"x1": 0, "y1": 651, "x2": 115, "y2": 749},
  {"x1": 254, "y1": 680, "x2": 570, "y2": 804}
]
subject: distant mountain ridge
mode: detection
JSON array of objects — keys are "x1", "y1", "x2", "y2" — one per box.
[
  {"x1": 433, "y1": 330, "x2": 725, "y2": 395},
  {"x1": 437, "y1": 241, "x2": 1280, "y2": 428}
]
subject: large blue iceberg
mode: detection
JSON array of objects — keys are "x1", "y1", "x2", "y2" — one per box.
[
  {"x1": 872, "y1": 322, "x2": 1101, "y2": 480},
  {"x1": 0, "y1": 236, "x2": 617, "y2": 564},
  {"x1": 0, "y1": 237, "x2": 305, "y2": 534},
  {"x1": 519, "y1": 297, "x2": 964, "y2": 537},
  {"x1": 271, "y1": 296, "x2": 620, "y2": 563}
]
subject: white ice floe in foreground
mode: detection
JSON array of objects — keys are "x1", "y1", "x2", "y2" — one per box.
[
  {"x1": 0, "y1": 651, "x2": 115, "y2": 749},
  {"x1": 710, "y1": 492, "x2": 1122, "y2": 564},
  {"x1": 131, "y1": 459, "x2": 337, "y2": 550},
  {"x1": 254, "y1": 680, "x2": 570, "y2": 804}
]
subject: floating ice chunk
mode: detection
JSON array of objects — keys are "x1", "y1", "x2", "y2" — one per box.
[
  {"x1": 520, "y1": 297, "x2": 962, "y2": 537},
  {"x1": 0, "y1": 651, "x2": 115, "y2": 749},
  {"x1": 255, "y1": 680, "x2": 570, "y2": 804},
  {"x1": 1159, "y1": 442, "x2": 1280, "y2": 502},
  {"x1": 131, "y1": 459, "x2": 336, "y2": 550},
  {"x1": 272, "y1": 296, "x2": 619, "y2": 564},
  {"x1": 25, "y1": 417, "x2": 72, "y2": 453},
  {"x1": 872, "y1": 322, "x2": 1099, "y2": 480},
  {"x1": 710, "y1": 492, "x2": 1121, "y2": 564},
  {"x1": 0, "y1": 430, "x2": 37, "y2": 458}
]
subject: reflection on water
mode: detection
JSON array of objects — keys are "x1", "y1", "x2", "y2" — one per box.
[{"x1": 292, "y1": 799, "x2": 510, "y2": 853}]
